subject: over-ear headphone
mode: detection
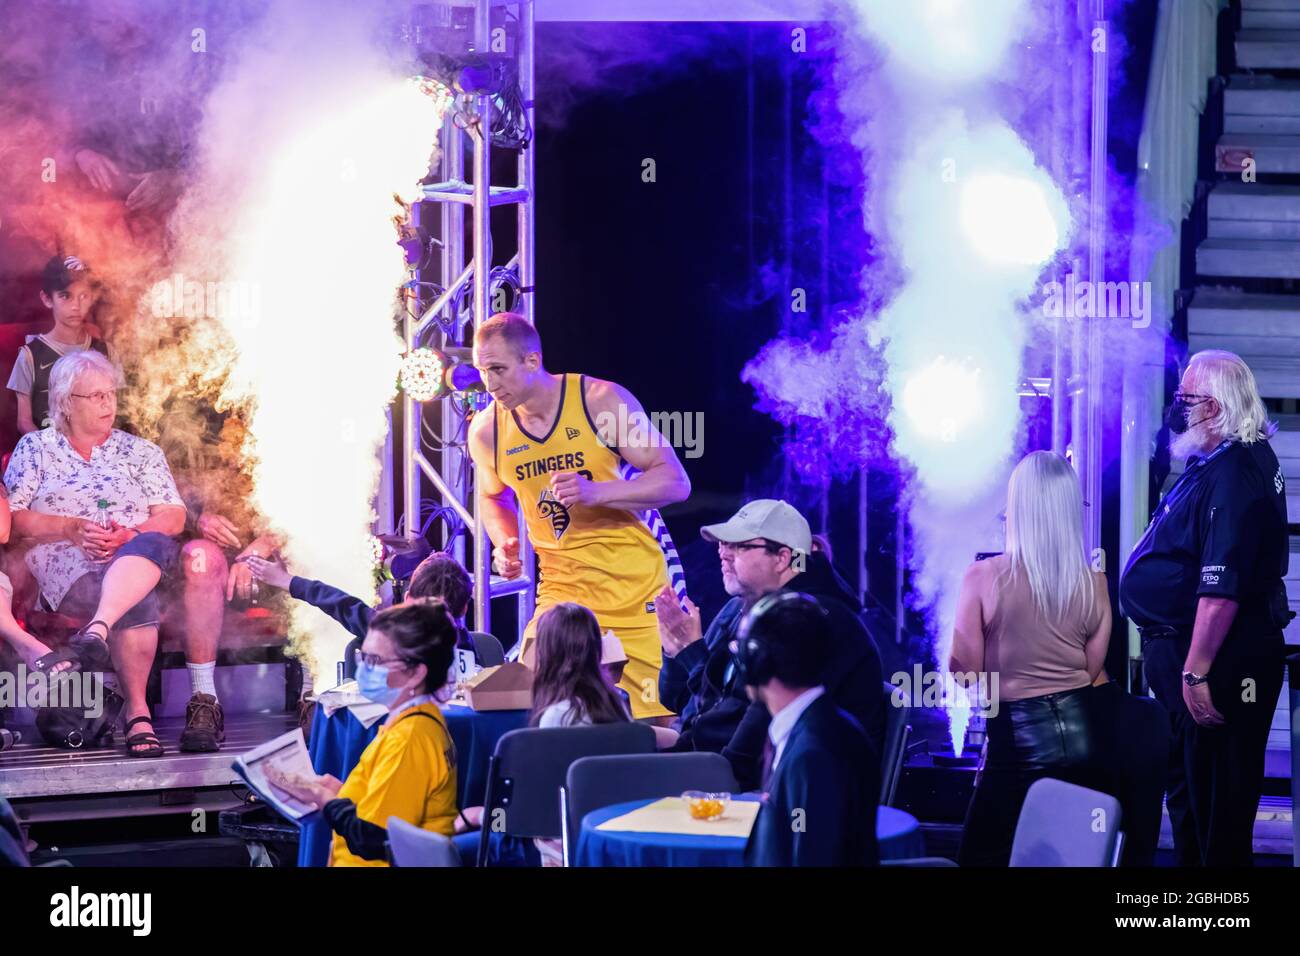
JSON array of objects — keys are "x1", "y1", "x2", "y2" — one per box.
[{"x1": 735, "y1": 591, "x2": 829, "y2": 687}]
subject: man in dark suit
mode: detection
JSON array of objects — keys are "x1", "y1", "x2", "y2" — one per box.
[{"x1": 739, "y1": 592, "x2": 879, "y2": 867}]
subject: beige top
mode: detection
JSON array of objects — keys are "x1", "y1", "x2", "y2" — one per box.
[{"x1": 980, "y1": 554, "x2": 1107, "y2": 702}]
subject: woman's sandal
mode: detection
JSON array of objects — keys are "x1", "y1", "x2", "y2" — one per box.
[
  {"x1": 68, "y1": 620, "x2": 113, "y2": 673},
  {"x1": 123, "y1": 714, "x2": 164, "y2": 758}
]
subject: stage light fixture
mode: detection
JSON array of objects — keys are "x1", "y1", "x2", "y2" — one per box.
[
  {"x1": 445, "y1": 362, "x2": 483, "y2": 393},
  {"x1": 452, "y1": 55, "x2": 502, "y2": 96},
  {"x1": 400, "y1": 347, "x2": 448, "y2": 402},
  {"x1": 410, "y1": 51, "x2": 529, "y2": 150},
  {"x1": 412, "y1": 75, "x2": 458, "y2": 115},
  {"x1": 400, "y1": 345, "x2": 484, "y2": 402}
]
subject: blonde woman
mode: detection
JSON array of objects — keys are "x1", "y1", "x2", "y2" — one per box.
[{"x1": 949, "y1": 450, "x2": 1117, "y2": 866}]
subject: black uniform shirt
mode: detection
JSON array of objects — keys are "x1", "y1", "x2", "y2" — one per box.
[{"x1": 1119, "y1": 438, "x2": 1288, "y2": 634}]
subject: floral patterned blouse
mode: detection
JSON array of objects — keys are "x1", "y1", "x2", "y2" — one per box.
[{"x1": 3, "y1": 427, "x2": 186, "y2": 609}]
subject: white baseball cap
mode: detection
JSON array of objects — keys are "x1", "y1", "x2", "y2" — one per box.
[
  {"x1": 700, "y1": 499, "x2": 812, "y2": 555},
  {"x1": 600, "y1": 631, "x2": 628, "y2": 666}
]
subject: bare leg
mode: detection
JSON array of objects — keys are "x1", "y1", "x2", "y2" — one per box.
[
  {"x1": 180, "y1": 540, "x2": 226, "y2": 666},
  {"x1": 111, "y1": 624, "x2": 159, "y2": 750},
  {"x1": 176, "y1": 540, "x2": 228, "y2": 752},
  {"x1": 1, "y1": 630, "x2": 52, "y2": 667},
  {"x1": 0, "y1": 591, "x2": 53, "y2": 666},
  {"x1": 88, "y1": 556, "x2": 162, "y2": 631},
  {"x1": 0, "y1": 585, "x2": 82, "y2": 676}
]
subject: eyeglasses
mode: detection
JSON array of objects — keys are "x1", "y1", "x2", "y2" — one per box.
[
  {"x1": 1172, "y1": 391, "x2": 1211, "y2": 404},
  {"x1": 717, "y1": 541, "x2": 778, "y2": 556},
  {"x1": 354, "y1": 649, "x2": 410, "y2": 670},
  {"x1": 72, "y1": 389, "x2": 118, "y2": 404}
]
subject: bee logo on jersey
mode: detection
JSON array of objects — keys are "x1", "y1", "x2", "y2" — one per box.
[{"x1": 537, "y1": 488, "x2": 572, "y2": 540}]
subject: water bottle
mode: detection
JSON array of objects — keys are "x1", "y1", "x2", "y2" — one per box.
[{"x1": 93, "y1": 500, "x2": 111, "y2": 564}]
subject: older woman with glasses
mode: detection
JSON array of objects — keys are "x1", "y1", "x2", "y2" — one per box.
[{"x1": 3, "y1": 350, "x2": 186, "y2": 757}]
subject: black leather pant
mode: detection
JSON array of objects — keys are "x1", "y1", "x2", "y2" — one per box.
[{"x1": 958, "y1": 684, "x2": 1117, "y2": 867}]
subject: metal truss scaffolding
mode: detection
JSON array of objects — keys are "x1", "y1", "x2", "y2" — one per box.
[{"x1": 393, "y1": 0, "x2": 536, "y2": 642}]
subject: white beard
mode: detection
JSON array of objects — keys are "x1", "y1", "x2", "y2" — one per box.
[{"x1": 1171, "y1": 420, "x2": 1220, "y2": 461}]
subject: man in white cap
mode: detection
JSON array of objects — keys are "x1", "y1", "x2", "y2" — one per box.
[{"x1": 656, "y1": 499, "x2": 884, "y2": 789}]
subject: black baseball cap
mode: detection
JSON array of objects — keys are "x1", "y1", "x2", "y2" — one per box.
[{"x1": 41, "y1": 254, "x2": 93, "y2": 295}]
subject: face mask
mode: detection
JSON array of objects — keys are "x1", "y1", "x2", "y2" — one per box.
[
  {"x1": 1166, "y1": 396, "x2": 1211, "y2": 435},
  {"x1": 355, "y1": 659, "x2": 401, "y2": 707}
]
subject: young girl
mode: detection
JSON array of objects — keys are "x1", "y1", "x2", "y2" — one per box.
[
  {"x1": 525, "y1": 603, "x2": 629, "y2": 865},
  {"x1": 530, "y1": 603, "x2": 632, "y2": 728},
  {"x1": 457, "y1": 604, "x2": 675, "y2": 865}
]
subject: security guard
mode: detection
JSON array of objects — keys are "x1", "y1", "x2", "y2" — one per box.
[{"x1": 1119, "y1": 350, "x2": 1288, "y2": 867}]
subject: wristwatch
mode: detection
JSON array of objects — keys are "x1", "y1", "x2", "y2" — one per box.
[{"x1": 1182, "y1": 670, "x2": 1210, "y2": 687}]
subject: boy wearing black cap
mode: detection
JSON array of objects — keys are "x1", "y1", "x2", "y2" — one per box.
[{"x1": 8, "y1": 255, "x2": 114, "y2": 434}]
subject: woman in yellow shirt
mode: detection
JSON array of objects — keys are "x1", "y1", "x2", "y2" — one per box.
[{"x1": 266, "y1": 599, "x2": 459, "y2": 866}]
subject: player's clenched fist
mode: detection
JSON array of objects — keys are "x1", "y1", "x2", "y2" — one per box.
[
  {"x1": 493, "y1": 536, "x2": 523, "y2": 579},
  {"x1": 550, "y1": 470, "x2": 601, "y2": 507}
]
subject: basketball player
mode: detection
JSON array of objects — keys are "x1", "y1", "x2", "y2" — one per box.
[{"x1": 467, "y1": 313, "x2": 691, "y2": 719}]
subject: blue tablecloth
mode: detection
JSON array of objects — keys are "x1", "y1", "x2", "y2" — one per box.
[
  {"x1": 297, "y1": 701, "x2": 528, "y2": 867},
  {"x1": 575, "y1": 798, "x2": 923, "y2": 867}
]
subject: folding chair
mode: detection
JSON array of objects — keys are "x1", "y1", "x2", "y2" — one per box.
[
  {"x1": 880, "y1": 681, "x2": 912, "y2": 807},
  {"x1": 881, "y1": 857, "x2": 958, "y2": 867},
  {"x1": 1009, "y1": 778, "x2": 1124, "y2": 867},
  {"x1": 562, "y1": 752, "x2": 738, "y2": 865},
  {"x1": 477, "y1": 723, "x2": 656, "y2": 866},
  {"x1": 467, "y1": 631, "x2": 506, "y2": 668},
  {"x1": 386, "y1": 817, "x2": 461, "y2": 867}
]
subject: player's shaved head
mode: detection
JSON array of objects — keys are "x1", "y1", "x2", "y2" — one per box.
[{"x1": 475, "y1": 312, "x2": 542, "y2": 362}]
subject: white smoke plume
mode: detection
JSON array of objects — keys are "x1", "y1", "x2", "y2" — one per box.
[
  {"x1": 746, "y1": 1, "x2": 1078, "y2": 752},
  {"x1": 152, "y1": 0, "x2": 443, "y2": 680}
]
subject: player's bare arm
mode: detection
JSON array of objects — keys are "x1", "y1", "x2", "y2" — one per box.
[
  {"x1": 548, "y1": 378, "x2": 691, "y2": 512},
  {"x1": 468, "y1": 410, "x2": 525, "y2": 577}
]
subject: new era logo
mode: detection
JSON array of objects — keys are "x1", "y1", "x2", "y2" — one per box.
[{"x1": 565, "y1": 427, "x2": 580, "y2": 441}]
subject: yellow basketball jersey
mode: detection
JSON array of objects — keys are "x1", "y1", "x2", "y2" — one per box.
[{"x1": 494, "y1": 374, "x2": 667, "y2": 626}]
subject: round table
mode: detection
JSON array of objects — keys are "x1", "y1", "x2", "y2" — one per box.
[
  {"x1": 297, "y1": 701, "x2": 528, "y2": 867},
  {"x1": 575, "y1": 798, "x2": 923, "y2": 867}
]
